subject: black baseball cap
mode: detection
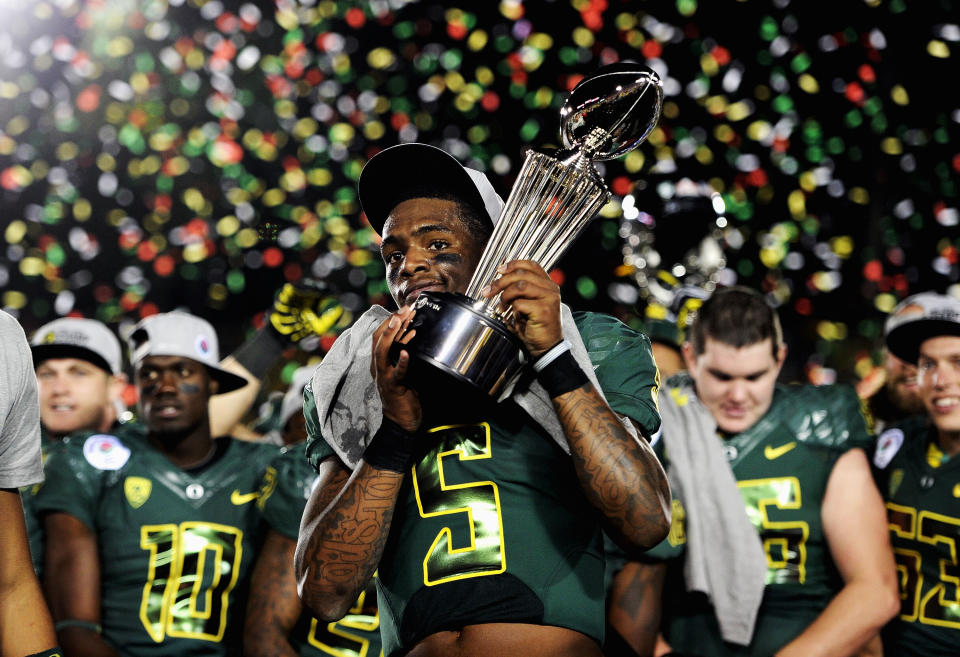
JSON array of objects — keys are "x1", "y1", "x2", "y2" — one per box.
[{"x1": 357, "y1": 143, "x2": 504, "y2": 235}]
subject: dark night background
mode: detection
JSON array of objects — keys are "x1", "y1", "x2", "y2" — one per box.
[{"x1": 1, "y1": 0, "x2": 957, "y2": 391}]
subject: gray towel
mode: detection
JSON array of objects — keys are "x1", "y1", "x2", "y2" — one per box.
[
  {"x1": 310, "y1": 303, "x2": 638, "y2": 470},
  {"x1": 659, "y1": 375, "x2": 768, "y2": 646}
]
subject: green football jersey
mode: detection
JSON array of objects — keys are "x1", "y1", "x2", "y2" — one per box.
[
  {"x1": 660, "y1": 380, "x2": 874, "y2": 657},
  {"x1": 304, "y1": 312, "x2": 661, "y2": 657},
  {"x1": 26, "y1": 421, "x2": 141, "y2": 575},
  {"x1": 874, "y1": 416, "x2": 960, "y2": 656},
  {"x1": 33, "y1": 426, "x2": 279, "y2": 657},
  {"x1": 22, "y1": 431, "x2": 60, "y2": 575},
  {"x1": 259, "y1": 445, "x2": 383, "y2": 657}
]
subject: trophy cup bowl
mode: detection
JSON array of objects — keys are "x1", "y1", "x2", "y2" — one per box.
[{"x1": 395, "y1": 63, "x2": 664, "y2": 397}]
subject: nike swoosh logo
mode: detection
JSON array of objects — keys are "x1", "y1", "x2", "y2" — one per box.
[
  {"x1": 230, "y1": 490, "x2": 260, "y2": 505},
  {"x1": 764, "y1": 442, "x2": 797, "y2": 460}
]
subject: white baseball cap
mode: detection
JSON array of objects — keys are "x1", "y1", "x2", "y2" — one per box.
[
  {"x1": 127, "y1": 312, "x2": 248, "y2": 394},
  {"x1": 31, "y1": 317, "x2": 123, "y2": 375},
  {"x1": 357, "y1": 142, "x2": 505, "y2": 234},
  {"x1": 885, "y1": 293, "x2": 960, "y2": 364}
]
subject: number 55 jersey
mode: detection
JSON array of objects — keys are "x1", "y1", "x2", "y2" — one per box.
[
  {"x1": 658, "y1": 379, "x2": 875, "y2": 657},
  {"x1": 34, "y1": 426, "x2": 279, "y2": 656}
]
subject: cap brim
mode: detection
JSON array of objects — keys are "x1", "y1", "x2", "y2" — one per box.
[
  {"x1": 207, "y1": 366, "x2": 250, "y2": 395},
  {"x1": 31, "y1": 344, "x2": 115, "y2": 375},
  {"x1": 886, "y1": 319, "x2": 960, "y2": 364},
  {"x1": 358, "y1": 143, "x2": 490, "y2": 235}
]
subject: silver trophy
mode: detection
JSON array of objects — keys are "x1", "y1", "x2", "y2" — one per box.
[{"x1": 395, "y1": 63, "x2": 664, "y2": 397}]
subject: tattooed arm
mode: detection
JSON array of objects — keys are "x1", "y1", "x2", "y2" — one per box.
[
  {"x1": 245, "y1": 530, "x2": 301, "y2": 657},
  {"x1": 295, "y1": 309, "x2": 418, "y2": 621},
  {"x1": 553, "y1": 381, "x2": 671, "y2": 548},
  {"x1": 489, "y1": 261, "x2": 671, "y2": 550},
  {"x1": 294, "y1": 457, "x2": 403, "y2": 622}
]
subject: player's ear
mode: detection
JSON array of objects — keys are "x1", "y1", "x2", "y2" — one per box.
[
  {"x1": 774, "y1": 342, "x2": 788, "y2": 372},
  {"x1": 108, "y1": 373, "x2": 128, "y2": 401},
  {"x1": 681, "y1": 341, "x2": 698, "y2": 372}
]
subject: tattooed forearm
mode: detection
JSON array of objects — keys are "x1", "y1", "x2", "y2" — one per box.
[
  {"x1": 555, "y1": 384, "x2": 671, "y2": 549},
  {"x1": 295, "y1": 461, "x2": 403, "y2": 621}
]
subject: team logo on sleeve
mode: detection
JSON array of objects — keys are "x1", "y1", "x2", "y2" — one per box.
[
  {"x1": 124, "y1": 476, "x2": 152, "y2": 509},
  {"x1": 82, "y1": 434, "x2": 131, "y2": 471},
  {"x1": 873, "y1": 429, "x2": 904, "y2": 470}
]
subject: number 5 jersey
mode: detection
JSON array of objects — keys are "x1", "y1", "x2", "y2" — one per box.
[
  {"x1": 34, "y1": 425, "x2": 279, "y2": 656},
  {"x1": 303, "y1": 312, "x2": 662, "y2": 657}
]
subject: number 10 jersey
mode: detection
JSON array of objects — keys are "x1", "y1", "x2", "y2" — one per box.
[{"x1": 34, "y1": 427, "x2": 278, "y2": 656}]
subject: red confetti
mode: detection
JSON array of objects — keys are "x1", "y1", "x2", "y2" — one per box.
[
  {"x1": 611, "y1": 176, "x2": 632, "y2": 196},
  {"x1": 76, "y1": 84, "x2": 101, "y2": 112},
  {"x1": 641, "y1": 40, "x2": 662, "y2": 59},
  {"x1": 844, "y1": 81, "x2": 865, "y2": 105},
  {"x1": 263, "y1": 247, "x2": 283, "y2": 268},
  {"x1": 447, "y1": 21, "x2": 467, "y2": 40},
  {"x1": 345, "y1": 7, "x2": 366, "y2": 28},
  {"x1": 480, "y1": 91, "x2": 500, "y2": 112},
  {"x1": 284, "y1": 262, "x2": 302, "y2": 281},
  {"x1": 154, "y1": 255, "x2": 175, "y2": 277},
  {"x1": 711, "y1": 46, "x2": 731, "y2": 66}
]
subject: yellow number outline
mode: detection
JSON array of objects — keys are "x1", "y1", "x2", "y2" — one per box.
[
  {"x1": 887, "y1": 503, "x2": 922, "y2": 622},
  {"x1": 139, "y1": 522, "x2": 244, "y2": 642},
  {"x1": 411, "y1": 422, "x2": 507, "y2": 587},
  {"x1": 737, "y1": 476, "x2": 810, "y2": 584},
  {"x1": 917, "y1": 510, "x2": 960, "y2": 629},
  {"x1": 307, "y1": 585, "x2": 380, "y2": 656},
  {"x1": 139, "y1": 524, "x2": 177, "y2": 643}
]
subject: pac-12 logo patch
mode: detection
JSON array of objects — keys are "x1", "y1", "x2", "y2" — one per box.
[
  {"x1": 82, "y1": 434, "x2": 131, "y2": 471},
  {"x1": 873, "y1": 429, "x2": 904, "y2": 470},
  {"x1": 124, "y1": 476, "x2": 152, "y2": 509}
]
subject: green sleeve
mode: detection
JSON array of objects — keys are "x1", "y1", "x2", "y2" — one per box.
[
  {"x1": 258, "y1": 449, "x2": 317, "y2": 540},
  {"x1": 31, "y1": 435, "x2": 104, "y2": 530},
  {"x1": 303, "y1": 381, "x2": 336, "y2": 472},
  {"x1": 841, "y1": 384, "x2": 877, "y2": 452},
  {"x1": 573, "y1": 312, "x2": 662, "y2": 438}
]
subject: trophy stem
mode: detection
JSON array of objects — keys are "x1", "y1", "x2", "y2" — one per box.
[{"x1": 466, "y1": 152, "x2": 607, "y2": 313}]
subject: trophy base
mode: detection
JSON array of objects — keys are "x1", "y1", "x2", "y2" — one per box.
[{"x1": 392, "y1": 292, "x2": 527, "y2": 398}]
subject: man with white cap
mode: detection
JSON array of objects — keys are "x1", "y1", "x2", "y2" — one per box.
[
  {"x1": 30, "y1": 317, "x2": 127, "y2": 440},
  {"x1": 874, "y1": 292, "x2": 960, "y2": 656},
  {"x1": 294, "y1": 143, "x2": 670, "y2": 657},
  {"x1": 245, "y1": 366, "x2": 382, "y2": 657},
  {"x1": 24, "y1": 317, "x2": 129, "y2": 574},
  {"x1": 35, "y1": 311, "x2": 278, "y2": 657}
]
